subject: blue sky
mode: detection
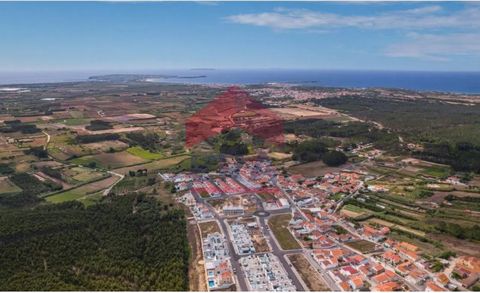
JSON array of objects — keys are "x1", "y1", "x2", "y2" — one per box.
[{"x1": 0, "y1": 1, "x2": 479, "y2": 72}]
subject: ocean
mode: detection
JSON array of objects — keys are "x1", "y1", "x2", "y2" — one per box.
[{"x1": 1, "y1": 69, "x2": 479, "y2": 94}]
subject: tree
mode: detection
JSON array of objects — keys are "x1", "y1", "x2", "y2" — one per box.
[
  {"x1": 322, "y1": 150, "x2": 348, "y2": 166},
  {"x1": 292, "y1": 139, "x2": 327, "y2": 162}
]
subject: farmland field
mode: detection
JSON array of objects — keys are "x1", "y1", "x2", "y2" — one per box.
[
  {"x1": 127, "y1": 146, "x2": 164, "y2": 160},
  {"x1": 0, "y1": 177, "x2": 22, "y2": 194},
  {"x1": 45, "y1": 175, "x2": 119, "y2": 203},
  {"x1": 114, "y1": 154, "x2": 190, "y2": 174},
  {"x1": 62, "y1": 118, "x2": 90, "y2": 125},
  {"x1": 69, "y1": 167, "x2": 105, "y2": 182},
  {"x1": 71, "y1": 151, "x2": 148, "y2": 169},
  {"x1": 82, "y1": 140, "x2": 129, "y2": 153}
]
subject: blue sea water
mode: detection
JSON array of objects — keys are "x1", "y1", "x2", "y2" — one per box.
[{"x1": 1, "y1": 69, "x2": 479, "y2": 94}]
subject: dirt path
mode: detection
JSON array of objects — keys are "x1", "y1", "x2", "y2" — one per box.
[
  {"x1": 187, "y1": 220, "x2": 207, "y2": 291},
  {"x1": 42, "y1": 130, "x2": 51, "y2": 150}
]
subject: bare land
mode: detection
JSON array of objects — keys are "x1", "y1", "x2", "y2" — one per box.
[
  {"x1": 288, "y1": 254, "x2": 330, "y2": 291},
  {"x1": 289, "y1": 160, "x2": 349, "y2": 177},
  {"x1": 198, "y1": 220, "x2": 221, "y2": 239}
]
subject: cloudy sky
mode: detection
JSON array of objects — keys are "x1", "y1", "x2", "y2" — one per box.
[{"x1": 0, "y1": 1, "x2": 479, "y2": 71}]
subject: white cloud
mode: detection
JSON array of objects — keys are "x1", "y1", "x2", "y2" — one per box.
[
  {"x1": 385, "y1": 33, "x2": 480, "y2": 60},
  {"x1": 225, "y1": 6, "x2": 480, "y2": 30}
]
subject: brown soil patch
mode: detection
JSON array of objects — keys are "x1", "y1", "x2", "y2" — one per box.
[
  {"x1": 198, "y1": 221, "x2": 221, "y2": 238},
  {"x1": 429, "y1": 233, "x2": 480, "y2": 258},
  {"x1": 288, "y1": 254, "x2": 330, "y2": 291},
  {"x1": 289, "y1": 160, "x2": 349, "y2": 177}
]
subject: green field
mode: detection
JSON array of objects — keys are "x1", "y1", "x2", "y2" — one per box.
[
  {"x1": 422, "y1": 166, "x2": 451, "y2": 178},
  {"x1": 62, "y1": 118, "x2": 90, "y2": 125},
  {"x1": 343, "y1": 204, "x2": 366, "y2": 213},
  {"x1": 71, "y1": 156, "x2": 101, "y2": 167},
  {"x1": 70, "y1": 168, "x2": 105, "y2": 182},
  {"x1": 268, "y1": 214, "x2": 301, "y2": 250},
  {"x1": 114, "y1": 154, "x2": 191, "y2": 174},
  {"x1": 45, "y1": 190, "x2": 87, "y2": 203},
  {"x1": 76, "y1": 192, "x2": 103, "y2": 207},
  {"x1": 127, "y1": 146, "x2": 164, "y2": 160}
]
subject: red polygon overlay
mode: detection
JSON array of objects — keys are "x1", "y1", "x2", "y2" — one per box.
[{"x1": 185, "y1": 87, "x2": 284, "y2": 148}]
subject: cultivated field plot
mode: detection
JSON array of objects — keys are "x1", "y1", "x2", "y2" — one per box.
[
  {"x1": 198, "y1": 220, "x2": 221, "y2": 238},
  {"x1": 268, "y1": 214, "x2": 301, "y2": 250},
  {"x1": 341, "y1": 204, "x2": 369, "y2": 218},
  {"x1": 62, "y1": 166, "x2": 105, "y2": 184},
  {"x1": 127, "y1": 146, "x2": 164, "y2": 160},
  {"x1": 82, "y1": 140, "x2": 129, "y2": 153},
  {"x1": 345, "y1": 239, "x2": 377, "y2": 253},
  {"x1": 45, "y1": 175, "x2": 119, "y2": 203},
  {"x1": 82, "y1": 126, "x2": 144, "y2": 135},
  {"x1": 71, "y1": 151, "x2": 148, "y2": 169},
  {"x1": 288, "y1": 254, "x2": 330, "y2": 291},
  {"x1": 114, "y1": 154, "x2": 190, "y2": 174},
  {"x1": 61, "y1": 118, "x2": 91, "y2": 126},
  {"x1": 0, "y1": 177, "x2": 22, "y2": 194}
]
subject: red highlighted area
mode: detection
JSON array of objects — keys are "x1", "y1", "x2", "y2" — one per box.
[{"x1": 186, "y1": 87, "x2": 284, "y2": 148}]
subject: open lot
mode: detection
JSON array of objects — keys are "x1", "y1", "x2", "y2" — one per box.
[
  {"x1": 288, "y1": 254, "x2": 330, "y2": 291},
  {"x1": 198, "y1": 220, "x2": 221, "y2": 238},
  {"x1": 268, "y1": 214, "x2": 301, "y2": 250},
  {"x1": 345, "y1": 239, "x2": 377, "y2": 254},
  {"x1": 289, "y1": 160, "x2": 348, "y2": 178}
]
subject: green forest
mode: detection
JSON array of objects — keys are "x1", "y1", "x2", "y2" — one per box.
[
  {"x1": 0, "y1": 194, "x2": 189, "y2": 291},
  {"x1": 315, "y1": 96, "x2": 480, "y2": 172}
]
